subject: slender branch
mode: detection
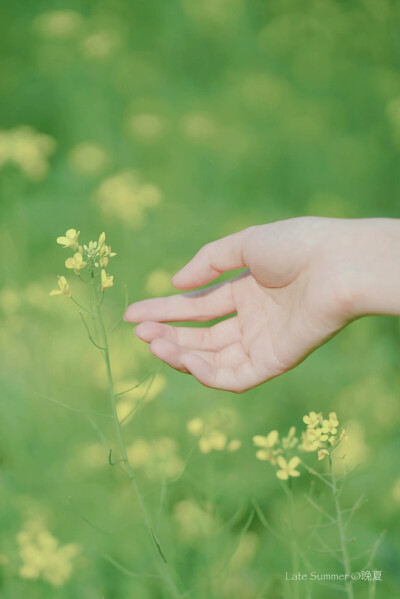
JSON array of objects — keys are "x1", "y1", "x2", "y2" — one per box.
[
  {"x1": 303, "y1": 493, "x2": 337, "y2": 523},
  {"x1": 92, "y1": 277, "x2": 181, "y2": 599},
  {"x1": 70, "y1": 296, "x2": 95, "y2": 315},
  {"x1": 80, "y1": 313, "x2": 105, "y2": 350},
  {"x1": 301, "y1": 460, "x2": 334, "y2": 489},
  {"x1": 34, "y1": 392, "x2": 112, "y2": 418},
  {"x1": 100, "y1": 552, "x2": 162, "y2": 579},
  {"x1": 106, "y1": 285, "x2": 129, "y2": 335},
  {"x1": 329, "y1": 455, "x2": 354, "y2": 599}
]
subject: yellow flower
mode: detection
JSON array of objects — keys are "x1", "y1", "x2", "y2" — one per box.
[
  {"x1": 199, "y1": 430, "x2": 227, "y2": 453},
  {"x1": 98, "y1": 231, "x2": 106, "y2": 246},
  {"x1": 322, "y1": 412, "x2": 339, "y2": 435},
  {"x1": 187, "y1": 418, "x2": 204, "y2": 436},
  {"x1": 318, "y1": 449, "x2": 330, "y2": 461},
  {"x1": 227, "y1": 439, "x2": 241, "y2": 452},
  {"x1": 49, "y1": 276, "x2": 71, "y2": 297},
  {"x1": 282, "y1": 426, "x2": 298, "y2": 449},
  {"x1": 303, "y1": 411, "x2": 321, "y2": 428},
  {"x1": 56, "y1": 229, "x2": 80, "y2": 249},
  {"x1": 253, "y1": 430, "x2": 279, "y2": 448},
  {"x1": 256, "y1": 449, "x2": 276, "y2": 465},
  {"x1": 276, "y1": 456, "x2": 301, "y2": 480},
  {"x1": 65, "y1": 252, "x2": 86, "y2": 274},
  {"x1": 100, "y1": 269, "x2": 113, "y2": 291}
]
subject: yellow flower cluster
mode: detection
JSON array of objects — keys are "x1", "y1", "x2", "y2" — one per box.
[
  {"x1": 187, "y1": 417, "x2": 241, "y2": 454},
  {"x1": 50, "y1": 229, "x2": 116, "y2": 297},
  {"x1": 300, "y1": 411, "x2": 341, "y2": 456},
  {"x1": 95, "y1": 170, "x2": 162, "y2": 228},
  {"x1": 0, "y1": 126, "x2": 56, "y2": 181},
  {"x1": 126, "y1": 437, "x2": 184, "y2": 481},
  {"x1": 17, "y1": 519, "x2": 80, "y2": 587},
  {"x1": 253, "y1": 411, "x2": 347, "y2": 480}
]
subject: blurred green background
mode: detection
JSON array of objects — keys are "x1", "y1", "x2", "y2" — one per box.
[{"x1": 0, "y1": 0, "x2": 400, "y2": 597}]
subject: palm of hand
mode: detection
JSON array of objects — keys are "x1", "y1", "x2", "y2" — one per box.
[{"x1": 125, "y1": 219, "x2": 347, "y2": 392}]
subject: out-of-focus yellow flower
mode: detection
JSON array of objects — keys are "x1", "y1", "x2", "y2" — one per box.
[
  {"x1": 82, "y1": 31, "x2": 119, "y2": 59},
  {"x1": 173, "y1": 499, "x2": 215, "y2": 542},
  {"x1": 68, "y1": 142, "x2": 109, "y2": 176},
  {"x1": 65, "y1": 252, "x2": 86, "y2": 274},
  {"x1": 180, "y1": 112, "x2": 216, "y2": 142},
  {"x1": 255, "y1": 449, "x2": 276, "y2": 465},
  {"x1": 100, "y1": 269, "x2": 113, "y2": 291},
  {"x1": 199, "y1": 430, "x2": 227, "y2": 453},
  {"x1": 253, "y1": 430, "x2": 279, "y2": 448},
  {"x1": 127, "y1": 437, "x2": 183, "y2": 480},
  {"x1": 322, "y1": 412, "x2": 339, "y2": 435},
  {"x1": 276, "y1": 456, "x2": 301, "y2": 480},
  {"x1": 128, "y1": 113, "x2": 169, "y2": 142},
  {"x1": 0, "y1": 126, "x2": 56, "y2": 181},
  {"x1": 187, "y1": 418, "x2": 204, "y2": 436},
  {"x1": 145, "y1": 270, "x2": 173, "y2": 295},
  {"x1": 49, "y1": 276, "x2": 71, "y2": 298},
  {"x1": 33, "y1": 10, "x2": 83, "y2": 38},
  {"x1": 227, "y1": 439, "x2": 241, "y2": 452},
  {"x1": 17, "y1": 519, "x2": 80, "y2": 587},
  {"x1": 318, "y1": 449, "x2": 330, "y2": 461},
  {"x1": 56, "y1": 229, "x2": 80, "y2": 250},
  {"x1": 303, "y1": 411, "x2": 321, "y2": 428},
  {"x1": 282, "y1": 426, "x2": 298, "y2": 449},
  {"x1": 95, "y1": 170, "x2": 162, "y2": 227},
  {"x1": 0, "y1": 288, "x2": 21, "y2": 314}
]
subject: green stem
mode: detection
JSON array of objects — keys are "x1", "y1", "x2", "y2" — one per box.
[
  {"x1": 329, "y1": 455, "x2": 354, "y2": 599},
  {"x1": 91, "y1": 278, "x2": 181, "y2": 599},
  {"x1": 285, "y1": 483, "x2": 300, "y2": 599}
]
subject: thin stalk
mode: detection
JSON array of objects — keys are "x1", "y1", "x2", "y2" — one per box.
[
  {"x1": 329, "y1": 455, "x2": 354, "y2": 599},
  {"x1": 91, "y1": 276, "x2": 181, "y2": 599},
  {"x1": 284, "y1": 482, "x2": 300, "y2": 599}
]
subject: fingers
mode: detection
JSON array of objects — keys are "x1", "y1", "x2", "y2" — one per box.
[
  {"x1": 172, "y1": 226, "x2": 257, "y2": 290},
  {"x1": 180, "y1": 353, "x2": 264, "y2": 393},
  {"x1": 135, "y1": 317, "x2": 242, "y2": 351},
  {"x1": 149, "y1": 337, "x2": 264, "y2": 393},
  {"x1": 124, "y1": 280, "x2": 235, "y2": 323}
]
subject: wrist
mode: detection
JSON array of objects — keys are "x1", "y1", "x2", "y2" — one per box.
[{"x1": 335, "y1": 218, "x2": 400, "y2": 319}]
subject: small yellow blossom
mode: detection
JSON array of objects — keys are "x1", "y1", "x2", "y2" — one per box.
[
  {"x1": 17, "y1": 519, "x2": 80, "y2": 587},
  {"x1": 56, "y1": 229, "x2": 80, "y2": 249},
  {"x1": 303, "y1": 411, "x2": 322, "y2": 428},
  {"x1": 276, "y1": 456, "x2": 301, "y2": 480},
  {"x1": 98, "y1": 232, "x2": 106, "y2": 246},
  {"x1": 256, "y1": 449, "x2": 276, "y2": 465},
  {"x1": 187, "y1": 418, "x2": 204, "y2": 436},
  {"x1": 282, "y1": 426, "x2": 298, "y2": 449},
  {"x1": 227, "y1": 439, "x2": 242, "y2": 452},
  {"x1": 65, "y1": 252, "x2": 86, "y2": 274},
  {"x1": 322, "y1": 412, "x2": 339, "y2": 435},
  {"x1": 49, "y1": 276, "x2": 71, "y2": 298},
  {"x1": 253, "y1": 430, "x2": 279, "y2": 449},
  {"x1": 100, "y1": 269, "x2": 113, "y2": 291},
  {"x1": 318, "y1": 449, "x2": 330, "y2": 461},
  {"x1": 199, "y1": 430, "x2": 227, "y2": 453}
]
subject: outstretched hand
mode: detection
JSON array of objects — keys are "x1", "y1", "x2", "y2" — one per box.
[{"x1": 124, "y1": 217, "x2": 400, "y2": 392}]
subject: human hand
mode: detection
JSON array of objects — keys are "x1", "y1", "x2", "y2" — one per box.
[{"x1": 124, "y1": 217, "x2": 400, "y2": 392}]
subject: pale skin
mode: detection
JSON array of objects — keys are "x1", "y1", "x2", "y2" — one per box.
[{"x1": 124, "y1": 217, "x2": 400, "y2": 393}]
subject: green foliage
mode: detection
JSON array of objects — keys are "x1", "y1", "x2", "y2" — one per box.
[{"x1": 0, "y1": 0, "x2": 400, "y2": 597}]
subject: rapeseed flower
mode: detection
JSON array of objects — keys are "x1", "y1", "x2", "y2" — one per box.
[
  {"x1": 49, "y1": 276, "x2": 71, "y2": 297},
  {"x1": 57, "y1": 229, "x2": 80, "y2": 250},
  {"x1": 276, "y1": 456, "x2": 301, "y2": 480}
]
